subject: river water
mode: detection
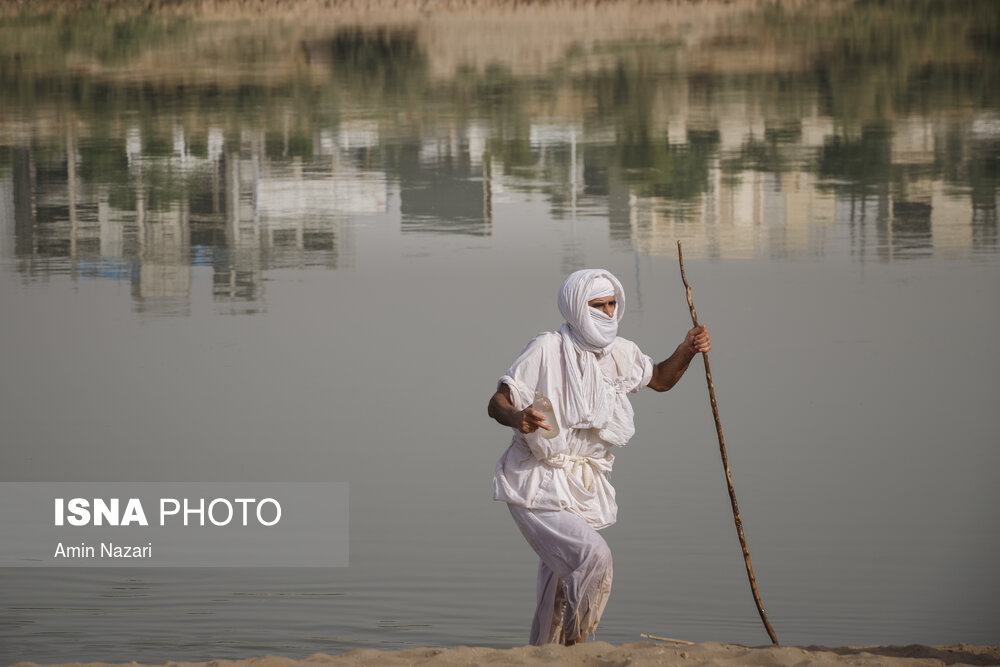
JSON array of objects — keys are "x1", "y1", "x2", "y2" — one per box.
[{"x1": 1, "y1": 2, "x2": 999, "y2": 663}]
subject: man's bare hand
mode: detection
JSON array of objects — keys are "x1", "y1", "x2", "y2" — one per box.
[
  {"x1": 514, "y1": 407, "x2": 552, "y2": 434},
  {"x1": 684, "y1": 325, "x2": 711, "y2": 355},
  {"x1": 489, "y1": 385, "x2": 552, "y2": 433}
]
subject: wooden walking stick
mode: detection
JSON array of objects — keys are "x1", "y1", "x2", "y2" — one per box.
[{"x1": 677, "y1": 240, "x2": 779, "y2": 646}]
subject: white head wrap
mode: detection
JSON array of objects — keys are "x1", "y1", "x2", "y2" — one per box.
[
  {"x1": 551, "y1": 269, "x2": 636, "y2": 447},
  {"x1": 590, "y1": 276, "x2": 615, "y2": 299},
  {"x1": 557, "y1": 269, "x2": 625, "y2": 354}
]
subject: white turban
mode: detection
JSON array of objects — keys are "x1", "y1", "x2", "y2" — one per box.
[
  {"x1": 590, "y1": 276, "x2": 615, "y2": 300},
  {"x1": 558, "y1": 269, "x2": 625, "y2": 354}
]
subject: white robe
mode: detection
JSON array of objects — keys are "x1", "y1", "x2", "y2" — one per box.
[
  {"x1": 493, "y1": 331, "x2": 652, "y2": 643},
  {"x1": 493, "y1": 332, "x2": 653, "y2": 529}
]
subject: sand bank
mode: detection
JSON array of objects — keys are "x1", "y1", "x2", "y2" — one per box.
[{"x1": 11, "y1": 641, "x2": 1000, "y2": 667}]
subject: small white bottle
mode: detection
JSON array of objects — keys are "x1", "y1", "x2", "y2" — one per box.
[{"x1": 532, "y1": 392, "x2": 560, "y2": 439}]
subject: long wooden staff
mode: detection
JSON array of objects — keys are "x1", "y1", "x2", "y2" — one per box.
[{"x1": 677, "y1": 240, "x2": 779, "y2": 646}]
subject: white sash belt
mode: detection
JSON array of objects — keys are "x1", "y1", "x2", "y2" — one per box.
[{"x1": 543, "y1": 453, "x2": 613, "y2": 492}]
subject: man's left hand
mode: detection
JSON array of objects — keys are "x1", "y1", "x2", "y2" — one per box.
[{"x1": 685, "y1": 325, "x2": 711, "y2": 355}]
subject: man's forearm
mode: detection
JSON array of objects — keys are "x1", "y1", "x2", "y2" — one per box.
[
  {"x1": 488, "y1": 389, "x2": 518, "y2": 427},
  {"x1": 649, "y1": 344, "x2": 697, "y2": 392}
]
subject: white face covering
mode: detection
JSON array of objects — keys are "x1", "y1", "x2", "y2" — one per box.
[{"x1": 558, "y1": 269, "x2": 625, "y2": 353}]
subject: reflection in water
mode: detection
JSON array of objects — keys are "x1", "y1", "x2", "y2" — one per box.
[
  {"x1": 398, "y1": 135, "x2": 491, "y2": 235},
  {"x1": 1, "y1": 2, "x2": 998, "y2": 314},
  {"x1": 4, "y1": 124, "x2": 377, "y2": 315}
]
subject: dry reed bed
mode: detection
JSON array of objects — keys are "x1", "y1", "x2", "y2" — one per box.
[{"x1": 1, "y1": 0, "x2": 848, "y2": 90}]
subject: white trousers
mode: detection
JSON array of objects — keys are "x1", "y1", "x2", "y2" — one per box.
[{"x1": 508, "y1": 504, "x2": 613, "y2": 645}]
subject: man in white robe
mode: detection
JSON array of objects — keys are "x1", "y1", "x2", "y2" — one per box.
[{"x1": 488, "y1": 268, "x2": 711, "y2": 646}]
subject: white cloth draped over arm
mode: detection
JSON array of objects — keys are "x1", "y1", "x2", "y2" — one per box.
[{"x1": 497, "y1": 332, "x2": 573, "y2": 461}]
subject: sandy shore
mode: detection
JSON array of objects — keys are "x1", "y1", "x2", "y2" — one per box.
[{"x1": 11, "y1": 641, "x2": 1000, "y2": 667}]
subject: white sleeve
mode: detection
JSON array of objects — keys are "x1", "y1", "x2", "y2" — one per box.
[
  {"x1": 497, "y1": 333, "x2": 549, "y2": 411},
  {"x1": 638, "y1": 352, "x2": 654, "y2": 391},
  {"x1": 615, "y1": 338, "x2": 654, "y2": 392}
]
